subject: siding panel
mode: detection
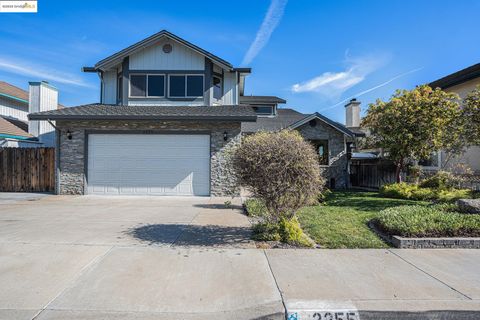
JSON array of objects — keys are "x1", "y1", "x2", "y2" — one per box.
[
  {"x1": 129, "y1": 39, "x2": 205, "y2": 71},
  {"x1": 0, "y1": 96, "x2": 28, "y2": 121}
]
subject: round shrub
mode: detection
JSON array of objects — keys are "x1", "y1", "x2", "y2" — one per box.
[{"x1": 233, "y1": 130, "x2": 324, "y2": 221}]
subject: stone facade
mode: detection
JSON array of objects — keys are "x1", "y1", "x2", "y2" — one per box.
[
  {"x1": 295, "y1": 119, "x2": 350, "y2": 189},
  {"x1": 55, "y1": 120, "x2": 241, "y2": 196}
]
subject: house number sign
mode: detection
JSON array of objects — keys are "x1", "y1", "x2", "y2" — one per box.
[{"x1": 287, "y1": 309, "x2": 360, "y2": 320}]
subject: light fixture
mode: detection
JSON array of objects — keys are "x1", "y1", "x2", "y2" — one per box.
[
  {"x1": 66, "y1": 130, "x2": 72, "y2": 140},
  {"x1": 223, "y1": 131, "x2": 228, "y2": 141}
]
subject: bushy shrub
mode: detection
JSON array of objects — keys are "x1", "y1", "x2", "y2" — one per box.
[
  {"x1": 252, "y1": 217, "x2": 315, "y2": 247},
  {"x1": 419, "y1": 171, "x2": 458, "y2": 189},
  {"x1": 436, "y1": 188, "x2": 471, "y2": 202},
  {"x1": 380, "y1": 182, "x2": 471, "y2": 202},
  {"x1": 244, "y1": 198, "x2": 267, "y2": 217},
  {"x1": 380, "y1": 183, "x2": 425, "y2": 199},
  {"x1": 233, "y1": 130, "x2": 324, "y2": 222},
  {"x1": 252, "y1": 222, "x2": 281, "y2": 241},
  {"x1": 279, "y1": 217, "x2": 315, "y2": 247},
  {"x1": 374, "y1": 205, "x2": 480, "y2": 237}
]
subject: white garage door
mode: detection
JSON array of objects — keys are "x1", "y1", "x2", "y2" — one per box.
[{"x1": 87, "y1": 134, "x2": 210, "y2": 196}]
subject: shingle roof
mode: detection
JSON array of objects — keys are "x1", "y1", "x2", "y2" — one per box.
[
  {"x1": 239, "y1": 95, "x2": 286, "y2": 104},
  {"x1": 242, "y1": 108, "x2": 364, "y2": 137},
  {"x1": 28, "y1": 104, "x2": 257, "y2": 121},
  {"x1": 3, "y1": 117, "x2": 28, "y2": 132},
  {"x1": 0, "y1": 116, "x2": 32, "y2": 139},
  {"x1": 241, "y1": 108, "x2": 306, "y2": 133},
  {"x1": 0, "y1": 81, "x2": 29, "y2": 103},
  {"x1": 429, "y1": 63, "x2": 480, "y2": 89},
  {"x1": 0, "y1": 81, "x2": 65, "y2": 108}
]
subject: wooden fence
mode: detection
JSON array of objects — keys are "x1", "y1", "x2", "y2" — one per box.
[
  {"x1": 0, "y1": 147, "x2": 55, "y2": 192},
  {"x1": 350, "y1": 159, "x2": 397, "y2": 189}
]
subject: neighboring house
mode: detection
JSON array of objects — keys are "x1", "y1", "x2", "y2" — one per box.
[
  {"x1": 427, "y1": 63, "x2": 480, "y2": 173},
  {"x1": 0, "y1": 81, "x2": 62, "y2": 147},
  {"x1": 242, "y1": 99, "x2": 364, "y2": 189},
  {"x1": 28, "y1": 30, "x2": 362, "y2": 196}
]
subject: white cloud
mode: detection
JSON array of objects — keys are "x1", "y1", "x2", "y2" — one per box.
[
  {"x1": 291, "y1": 54, "x2": 389, "y2": 98},
  {"x1": 319, "y1": 67, "x2": 424, "y2": 111},
  {"x1": 0, "y1": 56, "x2": 93, "y2": 88},
  {"x1": 242, "y1": 0, "x2": 288, "y2": 65}
]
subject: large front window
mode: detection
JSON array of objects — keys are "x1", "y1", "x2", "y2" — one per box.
[
  {"x1": 169, "y1": 74, "x2": 204, "y2": 98},
  {"x1": 311, "y1": 140, "x2": 329, "y2": 165},
  {"x1": 129, "y1": 74, "x2": 165, "y2": 97}
]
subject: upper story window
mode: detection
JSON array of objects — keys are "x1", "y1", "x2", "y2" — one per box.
[
  {"x1": 129, "y1": 74, "x2": 165, "y2": 98},
  {"x1": 213, "y1": 75, "x2": 222, "y2": 100},
  {"x1": 168, "y1": 74, "x2": 204, "y2": 98},
  {"x1": 252, "y1": 105, "x2": 275, "y2": 116}
]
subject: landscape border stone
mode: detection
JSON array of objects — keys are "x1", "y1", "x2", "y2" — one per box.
[{"x1": 369, "y1": 221, "x2": 480, "y2": 249}]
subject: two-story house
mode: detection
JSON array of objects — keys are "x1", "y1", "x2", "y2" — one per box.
[
  {"x1": 428, "y1": 63, "x2": 480, "y2": 173},
  {"x1": 0, "y1": 81, "x2": 61, "y2": 147},
  {"x1": 29, "y1": 30, "x2": 363, "y2": 196}
]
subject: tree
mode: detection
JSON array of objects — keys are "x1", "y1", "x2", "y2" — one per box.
[
  {"x1": 362, "y1": 85, "x2": 464, "y2": 182},
  {"x1": 233, "y1": 130, "x2": 323, "y2": 222},
  {"x1": 463, "y1": 85, "x2": 480, "y2": 145}
]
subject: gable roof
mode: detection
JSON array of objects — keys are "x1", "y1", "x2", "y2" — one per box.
[
  {"x1": 0, "y1": 81, "x2": 65, "y2": 108},
  {"x1": 429, "y1": 63, "x2": 480, "y2": 89},
  {"x1": 0, "y1": 116, "x2": 33, "y2": 139},
  {"x1": 239, "y1": 95, "x2": 286, "y2": 105},
  {"x1": 0, "y1": 81, "x2": 29, "y2": 104},
  {"x1": 288, "y1": 112, "x2": 361, "y2": 138},
  {"x1": 94, "y1": 30, "x2": 233, "y2": 71},
  {"x1": 28, "y1": 104, "x2": 257, "y2": 122}
]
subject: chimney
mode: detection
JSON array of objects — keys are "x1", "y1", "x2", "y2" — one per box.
[
  {"x1": 345, "y1": 98, "x2": 361, "y2": 128},
  {"x1": 29, "y1": 81, "x2": 58, "y2": 147}
]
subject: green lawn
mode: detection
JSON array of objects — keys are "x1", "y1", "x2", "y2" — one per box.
[{"x1": 297, "y1": 190, "x2": 429, "y2": 248}]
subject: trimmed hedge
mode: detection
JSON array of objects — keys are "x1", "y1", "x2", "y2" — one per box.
[{"x1": 374, "y1": 205, "x2": 480, "y2": 237}]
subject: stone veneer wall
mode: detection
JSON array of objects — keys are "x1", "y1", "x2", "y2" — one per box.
[
  {"x1": 296, "y1": 119, "x2": 349, "y2": 188},
  {"x1": 55, "y1": 120, "x2": 241, "y2": 196}
]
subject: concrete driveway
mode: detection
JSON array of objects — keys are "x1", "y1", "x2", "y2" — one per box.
[
  {"x1": 0, "y1": 195, "x2": 253, "y2": 247},
  {"x1": 1, "y1": 195, "x2": 480, "y2": 319},
  {"x1": 0, "y1": 195, "x2": 283, "y2": 320}
]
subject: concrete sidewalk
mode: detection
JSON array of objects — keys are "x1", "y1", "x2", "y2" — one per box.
[
  {"x1": 1, "y1": 247, "x2": 479, "y2": 320},
  {"x1": 267, "y1": 249, "x2": 480, "y2": 320}
]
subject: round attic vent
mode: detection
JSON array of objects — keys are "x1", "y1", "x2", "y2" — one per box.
[{"x1": 162, "y1": 43, "x2": 172, "y2": 53}]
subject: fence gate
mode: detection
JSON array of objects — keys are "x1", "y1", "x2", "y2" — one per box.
[
  {"x1": 0, "y1": 147, "x2": 55, "y2": 192},
  {"x1": 350, "y1": 159, "x2": 397, "y2": 189}
]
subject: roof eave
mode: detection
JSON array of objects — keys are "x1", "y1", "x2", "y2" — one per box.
[
  {"x1": 28, "y1": 114, "x2": 257, "y2": 122},
  {"x1": 429, "y1": 63, "x2": 480, "y2": 89}
]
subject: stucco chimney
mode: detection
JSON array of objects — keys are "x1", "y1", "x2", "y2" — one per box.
[
  {"x1": 28, "y1": 81, "x2": 57, "y2": 147},
  {"x1": 345, "y1": 98, "x2": 361, "y2": 128}
]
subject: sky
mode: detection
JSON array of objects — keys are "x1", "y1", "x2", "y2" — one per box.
[{"x1": 1, "y1": 0, "x2": 480, "y2": 123}]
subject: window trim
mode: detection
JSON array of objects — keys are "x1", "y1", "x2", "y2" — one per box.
[
  {"x1": 213, "y1": 74, "x2": 223, "y2": 101},
  {"x1": 311, "y1": 139, "x2": 330, "y2": 166},
  {"x1": 251, "y1": 104, "x2": 276, "y2": 117},
  {"x1": 167, "y1": 74, "x2": 204, "y2": 99},
  {"x1": 128, "y1": 73, "x2": 166, "y2": 98}
]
